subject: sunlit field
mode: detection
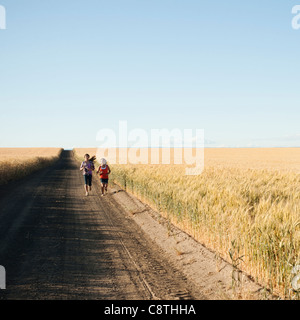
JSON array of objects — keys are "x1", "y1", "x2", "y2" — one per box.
[
  {"x1": 0, "y1": 148, "x2": 63, "y2": 185},
  {"x1": 74, "y1": 147, "x2": 300, "y2": 298}
]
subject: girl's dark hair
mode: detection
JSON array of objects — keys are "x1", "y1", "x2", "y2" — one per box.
[
  {"x1": 89, "y1": 155, "x2": 96, "y2": 162},
  {"x1": 84, "y1": 154, "x2": 96, "y2": 162}
]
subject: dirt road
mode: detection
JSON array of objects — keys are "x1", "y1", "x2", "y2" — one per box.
[{"x1": 0, "y1": 151, "x2": 206, "y2": 300}]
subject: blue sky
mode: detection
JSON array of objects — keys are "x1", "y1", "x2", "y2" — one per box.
[{"x1": 0, "y1": 0, "x2": 299, "y2": 148}]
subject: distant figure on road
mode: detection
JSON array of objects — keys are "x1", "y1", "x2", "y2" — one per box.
[
  {"x1": 97, "y1": 158, "x2": 111, "y2": 196},
  {"x1": 80, "y1": 154, "x2": 95, "y2": 196}
]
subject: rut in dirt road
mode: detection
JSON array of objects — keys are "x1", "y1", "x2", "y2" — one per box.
[{"x1": 0, "y1": 150, "x2": 206, "y2": 300}]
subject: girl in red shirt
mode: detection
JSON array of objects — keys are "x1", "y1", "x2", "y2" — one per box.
[{"x1": 97, "y1": 158, "x2": 111, "y2": 196}]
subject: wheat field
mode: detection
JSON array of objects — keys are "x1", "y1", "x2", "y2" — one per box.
[
  {"x1": 74, "y1": 147, "x2": 300, "y2": 299},
  {"x1": 0, "y1": 148, "x2": 63, "y2": 185}
]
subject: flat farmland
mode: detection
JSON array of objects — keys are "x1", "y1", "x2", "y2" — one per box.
[
  {"x1": 75, "y1": 147, "x2": 300, "y2": 172},
  {"x1": 0, "y1": 148, "x2": 63, "y2": 185},
  {"x1": 75, "y1": 147, "x2": 300, "y2": 298}
]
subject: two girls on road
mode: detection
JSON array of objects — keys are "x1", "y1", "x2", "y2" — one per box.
[{"x1": 80, "y1": 155, "x2": 110, "y2": 197}]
